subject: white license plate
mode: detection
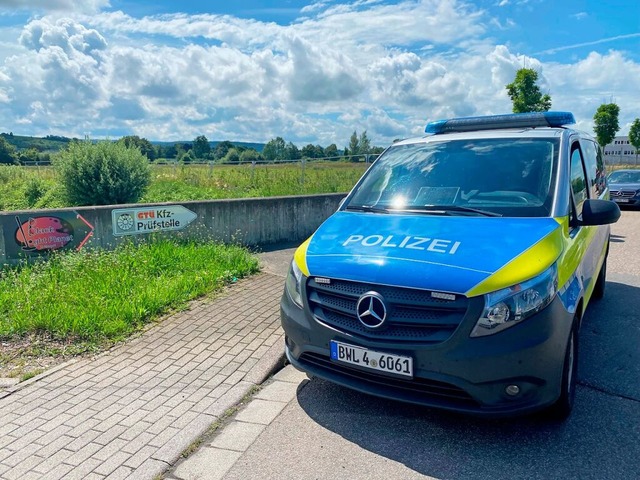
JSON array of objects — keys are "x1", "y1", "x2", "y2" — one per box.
[
  {"x1": 330, "y1": 340, "x2": 413, "y2": 378},
  {"x1": 614, "y1": 198, "x2": 629, "y2": 203}
]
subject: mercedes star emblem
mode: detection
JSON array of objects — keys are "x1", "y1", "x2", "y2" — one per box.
[{"x1": 356, "y1": 292, "x2": 388, "y2": 329}]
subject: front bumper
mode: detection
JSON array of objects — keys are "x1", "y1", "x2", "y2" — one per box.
[{"x1": 281, "y1": 290, "x2": 574, "y2": 417}]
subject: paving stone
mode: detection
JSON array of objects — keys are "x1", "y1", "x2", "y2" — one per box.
[
  {"x1": 173, "y1": 447, "x2": 241, "y2": 480},
  {"x1": 272, "y1": 365, "x2": 308, "y2": 384},
  {"x1": 151, "y1": 414, "x2": 214, "y2": 464},
  {"x1": 105, "y1": 465, "x2": 133, "y2": 480},
  {"x1": 234, "y1": 399, "x2": 288, "y2": 425},
  {"x1": 63, "y1": 458, "x2": 102, "y2": 480},
  {"x1": 94, "y1": 451, "x2": 131, "y2": 476},
  {"x1": 209, "y1": 420, "x2": 266, "y2": 452},
  {"x1": 125, "y1": 458, "x2": 169, "y2": 480},
  {"x1": 254, "y1": 379, "x2": 301, "y2": 403}
]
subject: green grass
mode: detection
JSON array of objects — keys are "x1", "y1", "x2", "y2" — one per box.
[
  {"x1": 0, "y1": 239, "x2": 259, "y2": 342},
  {"x1": 0, "y1": 162, "x2": 368, "y2": 211}
]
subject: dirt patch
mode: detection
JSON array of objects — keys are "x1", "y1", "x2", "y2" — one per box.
[{"x1": 0, "y1": 334, "x2": 103, "y2": 381}]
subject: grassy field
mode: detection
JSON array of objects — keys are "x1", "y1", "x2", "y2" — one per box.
[
  {"x1": 0, "y1": 238, "x2": 259, "y2": 378},
  {"x1": 0, "y1": 239, "x2": 258, "y2": 341},
  {"x1": 0, "y1": 162, "x2": 369, "y2": 211}
]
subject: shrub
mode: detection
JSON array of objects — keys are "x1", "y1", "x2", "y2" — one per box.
[
  {"x1": 55, "y1": 140, "x2": 151, "y2": 206},
  {"x1": 24, "y1": 178, "x2": 47, "y2": 207}
]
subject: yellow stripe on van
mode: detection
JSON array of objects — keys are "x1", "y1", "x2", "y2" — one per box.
[
  {"x1": 294, "y1": 236, "x2": 313, "y2": 276},
  {"x1": 465, "y1": 225, "x2": 564, "y2": 297}
]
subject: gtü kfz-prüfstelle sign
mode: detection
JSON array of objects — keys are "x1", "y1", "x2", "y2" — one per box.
[{"x1": 111, "y1": 205, "x2": 197, "y2": 236}]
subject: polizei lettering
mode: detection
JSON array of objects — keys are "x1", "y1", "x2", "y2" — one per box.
[{"x1": 343, "y1": 235, "x2": 461, "y2": 254}]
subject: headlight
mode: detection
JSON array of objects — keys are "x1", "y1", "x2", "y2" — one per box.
[
  {"x1": 285, "y1": 260, "x2": 305, "y2": 308},
  {"x1": 470, "y1": 264, "x2": 558, "y2": 337}
]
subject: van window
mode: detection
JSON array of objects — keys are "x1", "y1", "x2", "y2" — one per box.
[
  {"x1": 581, "y1": 140, "x2": 606, "y2": 197},
  {"x1": 570, "y1": 147, "x2": 588, "y2": 219},
  {"x1": 347, "y1": 138, "x2": 559, "y2": 217}
]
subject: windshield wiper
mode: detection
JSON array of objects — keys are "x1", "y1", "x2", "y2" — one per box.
[
  {"x1": 344, "y1": 204, "x2": 390, "y2": 214},
  {"x1": 395, "y1": 205, "x2": 502, "y2": 217}
]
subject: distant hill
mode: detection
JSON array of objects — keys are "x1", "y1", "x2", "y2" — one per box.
[
  {"x1": 1, "y1": 133, "x2": 265, "y2": 153},
  {"x1": 1, "y1": 133, "x2": 75, "y2": 152}
]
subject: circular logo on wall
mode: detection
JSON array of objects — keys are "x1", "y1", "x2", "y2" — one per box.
[
  {"x1": 356, "y1": 292, "x2": 388, "y2": 329},
  {"x1": 116, "y1": 213, "x2": 134, "y2": 231}
]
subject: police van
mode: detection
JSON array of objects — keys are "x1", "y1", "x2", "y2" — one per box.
[{"x1": 281, "y1": 112, "x2": 620, "y2": 419}]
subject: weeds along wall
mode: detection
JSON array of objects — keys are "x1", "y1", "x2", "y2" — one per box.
[{"x1": 0, "y1": 194, "x2": 344, "y2": 266}]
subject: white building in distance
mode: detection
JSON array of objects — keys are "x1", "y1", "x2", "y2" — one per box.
[{"x1": 603, "y1": 136, "x2": 638, "y2": 165}]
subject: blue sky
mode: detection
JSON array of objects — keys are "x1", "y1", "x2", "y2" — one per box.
[{"x1": 0, "y1": 0, "x2": 638, "y2": 147}]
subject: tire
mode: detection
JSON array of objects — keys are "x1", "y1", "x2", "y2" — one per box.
[
  {"x1": 546, "y1": 322, "x2": 578, "y2": 421},
  {"x1": 592, "y1": 256, "x2": 607, "y2": 300}
]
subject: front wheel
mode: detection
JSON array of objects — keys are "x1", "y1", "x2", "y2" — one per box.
[{"x1": 545, "y1": 322, "x2": 578, "y2": 421}]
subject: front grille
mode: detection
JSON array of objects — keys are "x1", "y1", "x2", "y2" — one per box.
[
  {"x1": 610, "y1": 189, "x2": 637, "y2": 198},
  {"x1": 306, "y1": 278, "x2": 469, "y2": 344},
  {"x1": 299, "y1": 352, "x2": 477, "y2": 406}
]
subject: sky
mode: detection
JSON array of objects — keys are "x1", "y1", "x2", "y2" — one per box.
[{"x1": 0, "y1": 0, "x2": 638, "y2": 148}]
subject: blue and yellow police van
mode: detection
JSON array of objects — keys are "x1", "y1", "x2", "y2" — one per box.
[{"x1": 280, "y1": 112, "x2": 620, "y2": 419}]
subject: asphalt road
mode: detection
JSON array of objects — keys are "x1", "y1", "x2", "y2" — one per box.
[{"x1": 229, "y1": 209, "x2": 640, "y2": 480}]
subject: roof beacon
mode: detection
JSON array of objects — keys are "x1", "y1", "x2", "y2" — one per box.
[{"x1": 425, "y1": 111, "x2": 576, "y2": 134}]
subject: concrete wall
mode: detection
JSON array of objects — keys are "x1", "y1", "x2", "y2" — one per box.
[{"x1": 0, "y1": 194, "x2": 345, "y2": 266}]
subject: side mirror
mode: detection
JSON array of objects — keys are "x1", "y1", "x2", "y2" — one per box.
[
  {"x1": 338, "y1": 197, "x2": 347, "y2": 209},
  {"x1": 581, "y1": 199, "x2": 621, "y2": 226}
]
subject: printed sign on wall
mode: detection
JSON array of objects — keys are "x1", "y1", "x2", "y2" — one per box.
[
  {"x1": 3, "y1": 212, "x2": 94, "y2": 260},
  {"x1": 112, "y1": 205, "x2": 197, "y2": 236}
]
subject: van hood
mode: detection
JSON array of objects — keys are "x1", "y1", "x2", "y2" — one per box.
[{"x1": 302, "y1": 211, "x2": 563, "y2": 296}]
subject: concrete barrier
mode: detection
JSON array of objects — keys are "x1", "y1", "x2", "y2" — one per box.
[{"x1": 0, "y1": 194, "x2": 345, "y2": 266}]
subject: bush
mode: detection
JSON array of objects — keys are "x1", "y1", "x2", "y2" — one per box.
[
  {"x1": 24, "y1": 178, "x2": 47, "y2": 207},
  {"x1": 55, "y1": 140, "x2": 151, "y2": 206}
]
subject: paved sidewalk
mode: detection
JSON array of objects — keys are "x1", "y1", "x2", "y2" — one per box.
[
  {"x1": 0, "y1": 272, "x2": 286, "y2": 480},
  {"x1": 168, "y1": 366, "x2": 308, "y2": 480}
]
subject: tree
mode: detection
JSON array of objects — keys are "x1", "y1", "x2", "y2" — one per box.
[
  {"x1": 505, "y1": 68, "x2": 552, "y2": 113},
  {"x1": 193, "y1": 135, "x2": 211, "y2": 159},
  {"x1": 223, "y1": 148, "x2": 240, "y2": 164},
  {"x1": 348, "y1": 131, "x2": 360, "y2": 157},
  {"x1": 593, "y1": 103, "x2": 620, "y2": 147},
  {"x1": 359, "y1": 131, "x2": 371, "y2": 154},
  {"x1": 213, "y1": 140, "x2": 234, "y2": 161},
  {"x1": 628, "y1": 118, "x2": 640, "y2": 165},
  {"x1": 17, "y1": 148, "x2": 40, "y2": 164},
  {"x1": 262, "y1": 137, "x2": 286, "y2": 162},
  {"x1": 324, "y1": 144, "x2": 339, "y2": 159},
  {"x1": 301, "y1": 144, "x2": 324, "y2": 159},
  {"x1": 0, "y1": 137, "x2": 17, "y2": 164},
  {"x1": 239, "y1": 148, "x2": 261, "y2": 163},
  {"x1": 285, "y1": 142, "x2": 300, "y2": 161},
  {"x1": 120, "y1": 135, "x2": 156, "y2": 160}
]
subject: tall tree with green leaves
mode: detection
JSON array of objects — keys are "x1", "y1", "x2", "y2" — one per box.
[
  {"x1": 505, "y1": 68, "x2": 552, "y2": 113},
  {"x1": 348, "y1": 131, "x2": 360, "y2": 157},
  {"x1": 324, "y1": 144, "x2": 339, "y2": 159},
  {"x1": 262, "y1": 137, "x2": 286, "y2": 162},
  {"x1": 120, "y1": 135, "x2": 156, "y2": 160},
  {"x1": 192, "y1": 135, "x2": 211, "y2": 159},
  {"x1": 593, "y1": 103, "x2": 620, "y2": 147},
  {"x1": 629, "y1": 118, "x2": 640, "y2": 165},
  {"x1": 359, "y1": 131, "x2": 371, "y2": 154}
]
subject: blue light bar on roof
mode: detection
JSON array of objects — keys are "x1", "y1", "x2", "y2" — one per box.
[{"x1": 425, "y1": 111, "x2": 576, "y2": 134}]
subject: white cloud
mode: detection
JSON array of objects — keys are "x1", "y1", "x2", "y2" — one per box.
[
  {"x1": 0, "y1": 1, "x2": 638, "y2": 144},
  {"x1": 571, "y1": 12, "x2": 588, "y2": 20}
]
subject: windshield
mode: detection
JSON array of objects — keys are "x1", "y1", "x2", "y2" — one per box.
[
  {"x1": 608, "y1": 170, "x2": 640, "y2": 184},
  {"x1": 346, "y1": 137, "x2": 560, "y2": 217}
]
